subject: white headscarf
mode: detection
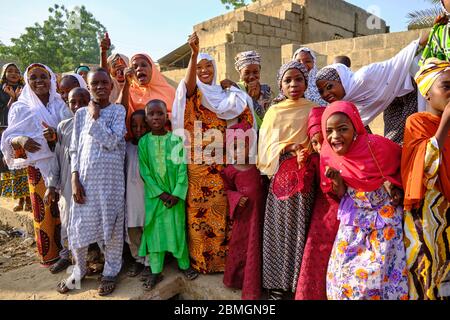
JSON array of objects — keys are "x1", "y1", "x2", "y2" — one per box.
[
  {"x1": 172, "y1": 53, "x2": 256, "y2": 134},
  {"x1": 317, "y1": 39, "x2": 420, "y2": 125},
  {"x1": 0, "y1": 63, "x2": 71, "y2": 181},
  {"x1": 293, "y1": 47, "x2": 327, "y2": 106},
  {"x1": 69, "y1": 73, "x2": 88, "y2": 90}
]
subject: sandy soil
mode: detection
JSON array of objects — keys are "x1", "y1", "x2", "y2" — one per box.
[
  {"x1": 0, "y1": 222, "x2": 38, "y2": 274},
  {"x1": 0, "y1": 222, "x2": 146, "y2": 300}
]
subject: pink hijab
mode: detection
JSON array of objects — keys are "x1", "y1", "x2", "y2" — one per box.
[
  {"x1": 320, "y1": 101, "x2": 402, "y2": 193},
  {"x1": 307, "y1": 107, "x2": 326, "y2": 139},
  {"x1": 128, "y1": 53, "x2": 175, "y2": 115}
]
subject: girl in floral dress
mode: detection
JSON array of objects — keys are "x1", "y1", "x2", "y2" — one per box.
[{"x1": 321, "y1": 101, "x2": 409, "y2": 300}]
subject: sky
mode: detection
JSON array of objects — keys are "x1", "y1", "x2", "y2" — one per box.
[{"x1": 0, "y1": 0, "x2": 434, "y2": 60}]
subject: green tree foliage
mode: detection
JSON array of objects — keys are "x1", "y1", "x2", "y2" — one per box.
[
  {"x1": 0, "y1": 4, "x2": 111, "y2": 73},
  {"x1": 221, "y1": 0, "x2": 256, "y2": 10}
]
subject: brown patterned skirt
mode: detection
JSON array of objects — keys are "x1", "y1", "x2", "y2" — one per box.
[{"x1": 27, "y1": 166, "x2": 62, "y2": 265}]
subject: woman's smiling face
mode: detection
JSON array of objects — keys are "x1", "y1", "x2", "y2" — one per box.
[
  {"x1": 28, "y1": 67, "x2": 51, "y2": 97},
  {"x1": 196, "y1": 59, "x2": 215, "y2": 85},
  {"x1": 326, "y1": 112, "x2": 356, "y2": 156},
  {"x1": 317, "y1": 79, "x2": 346, "y2": 103}
]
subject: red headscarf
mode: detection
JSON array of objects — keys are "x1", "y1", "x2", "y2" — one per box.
[
  {"x1": 320, "y1": 101, "x2": 402, "y2": 193},
  {"x1": 307, "y1": 107, "x2": 326, "y2": 139}
]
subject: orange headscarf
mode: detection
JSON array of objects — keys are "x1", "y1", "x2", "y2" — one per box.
[
  {"x1": 402, "y1": 112, "x2": 450, "y2": 210},
  {"x1": 127, "y1": 53, "x2": 175, "y2": 130}
]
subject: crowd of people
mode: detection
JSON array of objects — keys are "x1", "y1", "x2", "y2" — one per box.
[{"x1": 0, "y1": 1, "x2": 449, "y2": 300}]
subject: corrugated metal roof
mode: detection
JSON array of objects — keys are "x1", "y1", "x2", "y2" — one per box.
[{"x1": 158, "y1": 43, "x2": 190, "y2": 70}]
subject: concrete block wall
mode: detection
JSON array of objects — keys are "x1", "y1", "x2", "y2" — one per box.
[
  {"x1": 282, "y1": 29, "x2": 428, "y2": 70},
  {"x1": 281, "y1": 28, "x2": 429, "y2": 135},
  {"x1": 162, "y1": 0, "x2": 389, "y2": 98},
  {"x1": 300, "y1": 0, "x2": 388, "y2": 44}
]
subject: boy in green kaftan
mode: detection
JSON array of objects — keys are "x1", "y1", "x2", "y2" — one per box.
[{"x1": 138, "y1": 99, "x2": 198, "y2": 291}]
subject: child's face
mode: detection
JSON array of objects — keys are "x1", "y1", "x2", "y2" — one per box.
[
  {"x1": 239, "y1": 64, "x2": 260, "y2": 85},
  {"x1": 28, "y1": 68, "x2": 51, "y2": 97},
  {"x1": 146, "y1": 103, "x2": 167, "y2": 131},
  {"x1": 132, "y1": 57, "x2": 152, "y2": 86},
  {"x1": 296, "y1": 52, "x2": 314, "y2": 72},
  {"x1": 59, "y1": 77, "x2": 79, "y2": 103},
  {"x1": 311, "y1": 132, "x2": 324, "y2": 153},
  {"x1": 281, "y1": 68, "x2": 306, "y2": 100},
  {"x1": 88, "y1": 71, "x2": 112, "y2": 102},
  {"x1": 131, "y1": 114, "x2": 149, "y2": 140},
  {"x1": 317, "y1": 80, "x2": 346, "y2": 103},
  {"x1": 326, "y1": 113, "x2": 355, "y2": 156},
  {"x1": 427, "y1": 70, "x2": 450, "y2": 114},
  {"x1": 5, "y1": 65, "x2": 20, "y2": 84},
  {"x1": 78, "y1": 71, "x2": 88, "y2": 82},
  {"x1": 68, "y1": 91, "x2": 90, "y2": 114},
  {"x1": 196, "y1": 59, "x2": 215, "y2": 85}
]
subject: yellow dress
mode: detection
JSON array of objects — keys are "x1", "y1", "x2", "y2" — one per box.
[{"x1": 184, "y1": 88, "x2": 253, "y2": 274}]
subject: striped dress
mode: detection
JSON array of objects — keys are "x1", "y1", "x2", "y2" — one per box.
[
  {"x1": 420, "y1": 23, "x2": 450, "y2": 65},
  {"x1": 404, "y1": 137, "x2": 450, "y2": 300}
]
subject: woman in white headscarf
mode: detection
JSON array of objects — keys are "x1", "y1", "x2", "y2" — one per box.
[
  {"x1": 171, "y1": 32, "x2": 255, "y2": 276},
  {"x1": 1, "y1": 63, "x2": 71, "y2": 266},
  {"x1": 293, "y1": 47, "x2": 327, "y2": 106},
  {"x1": 315, "y1": 35, "x2": 430, "y2": 144}
]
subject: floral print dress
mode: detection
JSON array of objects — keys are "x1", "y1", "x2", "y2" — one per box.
[{"x1": 326, "y1": 186, "x2": 409, "y2": 300}]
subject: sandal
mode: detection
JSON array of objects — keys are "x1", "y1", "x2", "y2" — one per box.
[
  {"x1": 98, "y1": 277, "x2": 117, "y2": 297},
  {"x1": 140, "y1": 266, "x2": 151, "y2": 282},
  {"x1": 127, "y1": 262, "x2": 144, "y2": 278},
  {"x1": 268, "y1": 290, "x2": 285, "y2": 301},
  {"x1": 56, "y1": 274, "x2": 85, "y2": 294},
  {"x1": 56, "y1": 279, "x2": 73, "y2": 294},
  {"x1": 143, "y1": 273, "x2": 163, "y2": 292},
  {"x1": 13, "y1": 200, "x2": 24, "y2": 212},
  {"x1": 49, "y1": 258, "x2": 71, "y2": 274},
  {"x1": 180, "y1": 267, "x2": 199, "y2": 281}
]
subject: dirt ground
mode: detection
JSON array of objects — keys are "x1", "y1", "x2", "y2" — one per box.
[
  {"x1": 0, "y1": 222, "x2": 149, "y2": 300},
  {"x1": 0, "y1": 222, "x2": 38, "y2": 274}
]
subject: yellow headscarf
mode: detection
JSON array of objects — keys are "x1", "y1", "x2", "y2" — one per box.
[
  {"x1": 415, "y1": 58, "x2": 450, "y2": 97},
  {"x1": 257, "y1": 98, "x2": 315, "y2": 177}
]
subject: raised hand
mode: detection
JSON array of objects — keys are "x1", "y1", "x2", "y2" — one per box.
[
  {"x1": 188, "y1": 32, "x2": 199, "y2": 56},
  {"x1": 419, "y1": 30, "x2": 431, "y2": 47},
  {"x1": 100, "y1": 32, "x2": 111, "y2": 52}
]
